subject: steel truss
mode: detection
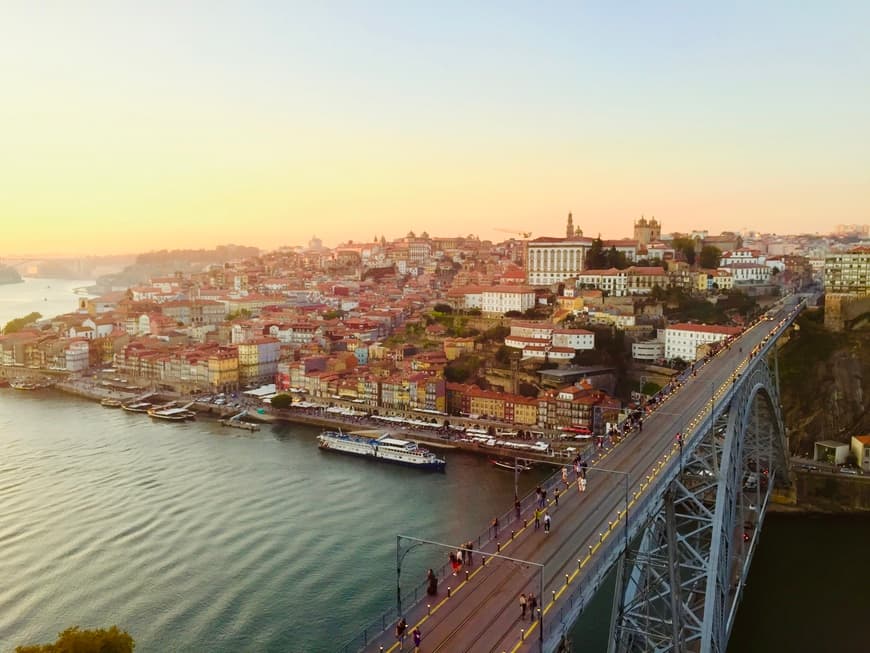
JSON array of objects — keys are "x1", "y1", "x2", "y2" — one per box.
[{"x1": 609, "y1": 358, "x2": 791, "y2": 653}]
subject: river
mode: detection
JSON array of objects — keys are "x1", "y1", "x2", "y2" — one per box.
[{"x1": 0, "y1": 281, "x2": 865, "y2": 652}]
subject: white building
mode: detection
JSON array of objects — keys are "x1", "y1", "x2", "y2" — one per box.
[
  {"x1": 505, "y1": 321, "x2": 595, "y2": 358},
  {"x1": 721, "y1": 248, "x2": 766, "y2": 266},
  {"x1": 663, "y1": 323, "x2": 742, "y2": 362},
  {"x1": 632, "y1": 339, "x2": 665, "y2": 361},
  {"x1": 719, "y1": 263, "x2": 771, "y2": 284},
  {"x1": 526, "y1": 237, "x2": 591, "y2": 286},
  {"x1": 448, "y1": 286, "x2": 536, "y2": 314},
  {"x1": 551, "y1": 328, "x2": 595, "y2": 350},
  {"x1": 65, "y1": 340, "x2": 91, "y2": 372}
]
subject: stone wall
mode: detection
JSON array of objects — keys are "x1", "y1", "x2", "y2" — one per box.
[{"x1": 824, "y1": 293, "x2": 870, "y2": 331}]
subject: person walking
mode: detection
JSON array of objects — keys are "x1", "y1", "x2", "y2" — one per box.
[
  {"x1": 540, "y1": 487, "x2": 547, "y2": 508},
  {"x1": 519, "y1": 592, "x2": 527, "y2": 620},
  {"x1": 544, "y1": 512, "x2": 551, "y2": 534},
  {"x1": 528, "y1": 593, "x2": 538, "y2": 620},
  {"x1": 412, "y1": 627, "x2": 422, "y2": 652},
  {"x1": 534, "y1": 507, "x2": 541, "y2": 530},
  {"x1": 561, "y1": 466, "x2": 569, "y2": 488},
  {"x1": 553, "y1": 488, "x2": 559, "y2": 507},
  {"x1": 514, "y1": 496, "x2": 522, "y2": 521},
  {"x1": 580, "y1": 476, "x2": 587, "y2": 492},
  {"x1": 395, "y1": 617, "x2": 407, "y2": 650}
]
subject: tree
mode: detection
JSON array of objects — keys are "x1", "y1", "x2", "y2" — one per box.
[
  {"x1": 671, "y1": 237, "x2": 697, "y2": 266},
  {"x1": 270, "y1": 393, "x2": 293, "y2": 409},
  {"x1": 3, "y1": 311, "x2": 42, "y2": 334},
  {"x1": 16, "y1": 626, "x2": 134, "y2": 653},
  {"x1": 432, "y1": 303, "x2": 453, "y2": 314},
  {"x1": 699, "y1": 245, "x2": 722, "y2": 269},
  {"x1": 586, "y1": 238, "x2": 607, "y2": 269}
]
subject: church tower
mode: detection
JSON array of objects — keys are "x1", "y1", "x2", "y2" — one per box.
[{"x1": 566, "y1": 212, "x2": 574, "y2": 239}]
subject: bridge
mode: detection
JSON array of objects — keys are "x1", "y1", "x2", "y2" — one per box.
[{"x1": 350, "y1": 296, "x2": 805, "y2": 653}]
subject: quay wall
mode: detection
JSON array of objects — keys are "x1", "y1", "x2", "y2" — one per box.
[{"x1": 771, "y1": 469, "x2": 870, "y2": 513}]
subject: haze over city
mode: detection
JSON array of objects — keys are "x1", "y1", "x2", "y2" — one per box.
[{"x1": 3, "y1": 2, "x2": 868, "y2": 256}]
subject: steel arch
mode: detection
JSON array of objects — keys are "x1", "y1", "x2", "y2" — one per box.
[{"x1": 609, "y1": 358, "x2": 791, "y2": 653}]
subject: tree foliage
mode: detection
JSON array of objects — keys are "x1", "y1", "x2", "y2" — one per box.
[
  {"x1": 16, "y1": 626, "x2": 134, "y2": 653},
  {"x1": 671, "y1": 237, "x2": 697, "y2": 265},
  {"x1": 444, "y1": 355, "x2": 482, "y2": 383},
  {"x1": 3, "y1": 312, "x2": 42, "y2": 334},
  {"x1": 699, "y1": 245, "x2": 722, "y2": 269},
  {"x1": 270, "y1": 393, "x2": 293, "y2": 409},
  {"x1": 432, "y1": 303, "x2": 453, "y2": 314},
  {"x1": 586, "y1": 238, "x2": 607, "y2": 269}
]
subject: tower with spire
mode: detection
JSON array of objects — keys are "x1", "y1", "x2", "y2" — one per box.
[{"x1": 566, "y1": 212, "x2": 574, "y2": 239}]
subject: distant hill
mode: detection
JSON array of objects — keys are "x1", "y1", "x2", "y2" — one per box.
[{"x1": 0, "y1": 264, "x2": 23, "y2": 285}]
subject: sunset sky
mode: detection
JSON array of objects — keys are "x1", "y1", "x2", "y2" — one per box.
[{"x1": 2, "y1": 2, "x2": 868, "y2": 256}]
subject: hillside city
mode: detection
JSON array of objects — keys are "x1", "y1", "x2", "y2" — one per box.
[{"x1": 1, "y1": 216, "x2": 868, "y2": 439}]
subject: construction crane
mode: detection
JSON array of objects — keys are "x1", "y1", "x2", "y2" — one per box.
[{"x1": 494, "y1": 228, "x2": 532, "y2": 239}]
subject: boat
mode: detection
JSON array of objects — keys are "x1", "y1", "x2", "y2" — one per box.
[
  {"x1": 100, "y1": 397, "x2": 123, "y2": 408},
  {"x1": 10, "y1": 380, "x2": 41, "y2": 391},
  {"x1": 490, "y1": 458, "x2": 534, "y2": 472},
  {"x1": 0, "y1": 379, "x2": 9, "y2": 388},
  {"x1": 122, "y1": 401, "x2": 153, "y2": 413},
  {"x1": 148, "y1": 407, "x2": 196, "y2": 421},
  {"x1": 317, "y1": 431, "x2": 446, "y2": 471}
]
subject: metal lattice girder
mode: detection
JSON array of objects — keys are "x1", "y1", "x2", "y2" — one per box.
[{"x1": 610, "y1": 357, "x2": 791, "y2": 653}]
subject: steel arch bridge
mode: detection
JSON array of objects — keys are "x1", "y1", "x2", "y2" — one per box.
[{"x1": 608, "y1": 355, "x2": 791, "y2": 653}]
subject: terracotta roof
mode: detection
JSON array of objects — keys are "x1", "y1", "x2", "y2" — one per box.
[{"x1": 666, "y1": 323, "x2": 742, "y2": 335}]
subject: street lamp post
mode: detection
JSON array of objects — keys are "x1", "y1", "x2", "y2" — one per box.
[{"x1": 587, "y1": 466, "x2": 631, "y2": 554}]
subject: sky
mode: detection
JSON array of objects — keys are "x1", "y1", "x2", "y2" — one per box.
[{"x1": 2, "y1": 1, "x2": 868, "y2": 256}]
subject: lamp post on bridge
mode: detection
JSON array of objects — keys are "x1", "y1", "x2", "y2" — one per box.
[{"x1": 587, "y1": 466, "x2": 631, "y2": 554}]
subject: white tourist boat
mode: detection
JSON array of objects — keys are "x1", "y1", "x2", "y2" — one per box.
[{"x1": 317, "y1": 431, "x2": 446, "y2": 471}]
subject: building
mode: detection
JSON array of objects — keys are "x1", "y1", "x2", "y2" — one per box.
[
  {"x1": 720, "y1": 248, "x2": 766, "y2": 266},
  {"x1": 526, "y1": 236, "x2": 591, "y2": 287},
  {"x1": 814, "y1": 440, "x2": 849, "y2": 466},
  {"x1": 632, "y1": 339, "x2": 665, "y2": 362},
  {"x1": 505, "y1": 321, "x2": 595, "y2": 359},
  {"x1": 719, "y1": 263, "x2": 771, "y2": 285},
  {"x1": 850, "y1": 435, "x2": 870, "y2": 472},
  {"x1": 633, "y1": 216, "x2": 661, "y2": 245},
  {"x1": 824, "y1": 247, "x2": 870, "y2": 294},
  {"x1": 663, "y1": 323, "x2": 742, "y2": 362}
]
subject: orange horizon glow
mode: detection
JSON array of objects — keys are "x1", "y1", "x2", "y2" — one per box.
[{"x1": 2, "y1": 4, "x2": 867, "y2": 258}]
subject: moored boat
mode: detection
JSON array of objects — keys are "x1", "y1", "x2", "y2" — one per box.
[
  {"x1": 100, "y1": 397, "x2": 123, "y2": 407},
  {"x1": 10, "y1": 380, "x2": 42, "y2": 391},
  {"x1": 122, "y1": 402, "x2": 153, "y2": 413},
  {"x1": 148, "y1": 407, "x2": 196, "y2": 421},
  {"x1": 317, "y1": 431, "x2": 446, "y2": 471}
]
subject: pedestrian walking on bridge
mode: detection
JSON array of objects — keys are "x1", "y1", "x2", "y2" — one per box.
[
  {"x1": 544, "y1": 512, "x2": 551, "y2": 534},
  {"x1": 519, "y1": 592, "x2": 527, "y2": 620}
]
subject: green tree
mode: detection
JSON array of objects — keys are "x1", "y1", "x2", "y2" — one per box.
[
  {"x1": 671, "y1": 237, "x2": 697, "y2": 266},
  {"x1": 433, "y1": 303, "x2": 453, "y2": 314},
  {"x1": 226, "y1": 308, "x2": 252, "y2": 321},
  {"x1": 270, "y1": 393, "x2": 293, "y2": 409},
  {"x1": 699, "y1": 245, "x2": 722, "y2": 269},
  {"x1": 16, "y1": 626, "x2": 134, "y2": 653},
  {"x1": 3, "y1": 311, "x2": 42, "y2": 334},
  {"x1": 586, "y1": 238, "x2": 607, "y2": 269}
]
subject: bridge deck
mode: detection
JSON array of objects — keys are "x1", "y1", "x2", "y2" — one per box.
[{"x1": 361, "y1": 297, "x2": 803, "y2": 653}]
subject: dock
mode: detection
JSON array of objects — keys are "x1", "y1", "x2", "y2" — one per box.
[{"x1": 220, "y1": 411, "x2": 261, "y2": 432}]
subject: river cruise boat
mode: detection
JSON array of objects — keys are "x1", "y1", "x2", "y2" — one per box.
[
  {"x1": 317, "y1": 431, "x2": 446, "y2": 471},
  {"x1": 100, "y1": 397, "x2": 123, "y2": 408},
  {"x1": 148, "y1": 407, "x2": 196, "y2": 421},
  {"x1": 122, "y1": 402, "x2": 153, "y2": 413}
]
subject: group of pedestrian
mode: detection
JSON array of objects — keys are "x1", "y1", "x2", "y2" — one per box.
[
  {"x1": 518, "y1": 592, "x2": 539, "y2": 621},
  {"x1": 395, "y1": 617, "x2": 422, "y2": 652},
  {"x1": 533, "y1": 506, "x2": 552, "y2": 533},
  {"x1": 534, "y1": 485, "x2": 547, "y2": 509}
]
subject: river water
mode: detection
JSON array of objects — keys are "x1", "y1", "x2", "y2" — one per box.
[{"x1": 0, "y1": 281, "x2": 865, "y2": 652}]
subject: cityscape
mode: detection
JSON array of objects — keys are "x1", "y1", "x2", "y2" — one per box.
[{"x1": 1, "y1": 3, "x2": 869, "y2": 653}]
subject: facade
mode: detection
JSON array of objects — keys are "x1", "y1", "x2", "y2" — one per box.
[
  {"x1": 814, "y1": 440, "x2": 849, "y2": 466},
  {"x1": 719, "y1": 263, "x2": 771, "y2": 284},
  {"x1": 633, "y1": 217, "x2": 661, "y2": 245},
  {"x1": 850, "y1": 435, "x2": 870, "y2": 472},
  {"x1": 632, "y1": 339, "x2": 665, "y2": 362},
  {"x1": 663, "y1": 323, "x2": 742, "y2": 362},
  {"x1": 526, "y1": 237, "x2": 591, "y2": 286},
  {"x1": 505, "y1": 321, "x2": 595, "y2": 359},
  {"x1": 720, "y1": 248, "x2": 766, "y2": 266},
  {"x1": 824, "y1": 247, "x2": 870, "y2": 294}
]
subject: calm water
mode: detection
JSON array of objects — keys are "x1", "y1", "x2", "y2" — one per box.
[
  {"x1": 0, "y1": 390, "x2": 551, "y2": 652},
  {"x1": 0, "y1": 277, "x2": 93, "y2": 328},
  {"x1": 0, "y1": 280, "x2": 864, "y2": 652}
]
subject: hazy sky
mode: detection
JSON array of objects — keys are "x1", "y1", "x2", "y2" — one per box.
[{"x1": 2, "y1": 1, "x2": 868, "y2": 256}]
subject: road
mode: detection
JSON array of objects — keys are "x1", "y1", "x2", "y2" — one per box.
[{"x1": 364, "y1": 296, "x2": 803, "y2": 653}]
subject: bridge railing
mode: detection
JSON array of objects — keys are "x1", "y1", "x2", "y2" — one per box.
[{"x1": 338, "y1": 447, "x2": 595, "y2": 652}]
